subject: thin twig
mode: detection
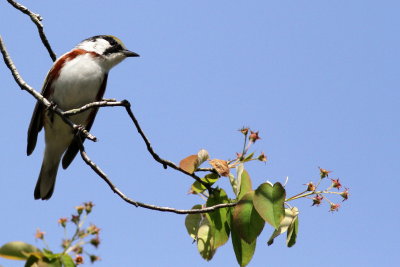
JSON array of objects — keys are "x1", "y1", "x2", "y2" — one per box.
[
  {"x1": 0, "y1": 35, "x2": 96, "y2": 142},
  {"x1": 62, "y1": 100, "x2": 122, "y2": 116},
  {"x1": 6, "y1": 0, "x2": 57, "y2": 61},
  {"x1": 196, "y1": 167, "x2": 217, "y2": 173},
  {"x1": 4, "y1": 1, "x2": 217, "y2": 187},
  {"x1": 122, "y1": 100, "x2": 214, "y2": 189},
  {"x1": 62, "y1": 99, "x2": 213, "y2": 190},
  {"x1": 78, "y1": 138, "x2": 236, "y2": 214}
]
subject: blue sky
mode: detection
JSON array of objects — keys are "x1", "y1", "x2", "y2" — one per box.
[{"x1": 1, "y1": 1, "x2": 399, "y2": 266}]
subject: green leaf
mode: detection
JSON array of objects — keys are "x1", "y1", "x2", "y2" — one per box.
[
  {"x1": 267, "y1": 207, "x2": 299, "y2": 246},
  {"x1": 24, "y1": 254, "x2": 62, "y2": 267},
  {"x1": 185, "y1": 205, "x2": 203, "y2": 240},
  {"x1": 231, "y1": 218, "x2": 256, "y2": 267},
  {"x1": 25, "y1": 254, "x2": 39, "y2": 267},
  {"x1": 237, "y1": 169, "x2": 252, "y2": 200},
  {"x1": 206, "y1": 189, "x2": 230, "y2": 248},
  {"x1": 197, "y1": 216, "x2": 216, "y2": 261},
  {"x1": 0, "y1": 241, "x2": 40, "y2": 260},
  {"x1": 243, "y1": 152, "x2": 254, "y2": 162},
  {"x1": 253, "y1": 182, "x2": 286, "y2": 229},
  {"x1": 44, "y1": 258, "x2": 62, "y2": 267},
  {"x1": 287, "y1": 215, "x2": 299, "y2": 247},
  {"x1": 189, "y1": 173, "x2": 219, "y2": 194},
  {"x1": 42, "y1": 249, "x2": 59, "y2": 260},
  {"x1": 61, "y1": 254, "x2": 76, "y2": 267},
  {"x1": 226, "y1": 206, "x2": 233, "y2": 229},
  {"x1": 232, "y1": 191, "x2": 265, "y2": 244},
  {"x1": 228, "y1": 173, "x2": 238, "y2": 196},
  {"x1": 36, "y1": 249, "x2": 62, "y2": 267}
]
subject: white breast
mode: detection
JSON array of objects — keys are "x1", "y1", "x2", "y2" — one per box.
[{"x1": 52, "y1": 53, "x2": 106, "y2": 111}]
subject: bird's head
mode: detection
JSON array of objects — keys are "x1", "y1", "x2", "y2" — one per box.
[{"x1": 76, "y1": 35, "x2": 139, "y2": 70}]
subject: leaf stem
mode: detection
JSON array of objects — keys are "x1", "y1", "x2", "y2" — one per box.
[{"x1": 286, "y1": 190, "x2": 341, "y2": 202}]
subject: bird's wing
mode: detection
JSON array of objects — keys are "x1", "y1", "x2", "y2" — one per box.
[
  {"x1": 26, "y1": 70, "x2": 56, "y2": 156},
  {"x1": 62, "y1": 73, "x2": 109, "y2": 169}
]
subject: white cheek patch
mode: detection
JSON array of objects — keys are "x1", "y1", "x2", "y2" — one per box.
[{"x1": 77, "y1": 39, "x2": 110, "y2": 54}]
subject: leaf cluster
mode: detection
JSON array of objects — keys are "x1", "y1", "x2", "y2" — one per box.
[
  {"x1": 0, "y1": 202, "x2": 100, "y2": 267},
  {"x1": 181, "y1": 129, "x2": 347, "y2": 266}
]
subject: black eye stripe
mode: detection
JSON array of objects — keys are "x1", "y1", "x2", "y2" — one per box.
[{"x1": 103, "y1": 44, "x2": 123, "y2": 55}]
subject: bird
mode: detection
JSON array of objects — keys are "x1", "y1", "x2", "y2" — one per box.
[{"x1": 27, "y1": 35, "x2": 139, "y2": 200}]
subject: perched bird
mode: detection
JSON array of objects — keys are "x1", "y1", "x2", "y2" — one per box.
[{"x1": 27, "y1": 35, "x2": 139, "y2": 200}]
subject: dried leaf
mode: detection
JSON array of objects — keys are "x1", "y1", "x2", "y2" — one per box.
[
  {"x1": 189, "y1": 173, "x2": 219, "y2": 194},
  {"x1": 179, "y1": 155, "x2": 198, "y2": 174},
  {"x1": 179, "y1": 149, "x2": 210, "y2": 174},
  {"x1": 209, "y1": 159, "x2": 230, "y2": 177}
]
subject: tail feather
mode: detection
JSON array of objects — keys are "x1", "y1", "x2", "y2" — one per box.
[{"x1": 34, "y1": 157, "x2": 60, "y2": 200}]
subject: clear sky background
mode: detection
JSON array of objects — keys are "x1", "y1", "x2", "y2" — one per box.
[{"x1": 1, "y1": 1, "x2": 399, "y2": 266}]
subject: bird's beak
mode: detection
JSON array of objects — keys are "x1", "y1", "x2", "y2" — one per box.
[{"x1": 123, "y1": 50, "x2": 140, "y2": 57}]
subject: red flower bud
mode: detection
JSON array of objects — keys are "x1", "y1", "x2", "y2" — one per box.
[
  {"x1": 258, "y1": 152, "x2": 267, "y2": 162},
  {"x1": 340, "y1": 188, "x2": 349, "y2": 201},
  {"x1": 90, "y1": 236, "x2": 101, "y2": 248},
  {"x1": 319, "y1": 167, "x2": 331, "y2": 178},
  {"x1": 58, "y1": 217, "x2": 68, "y2": 228},
  {"x1": 87, "y1": 224, "x2": 101, "y2": 235},
  {"x1": 73, "y1": 246, "x2": 83, "y2": 254},
  {"x1": 331, "y1": 178, "x2": 342, "y2": 190},
  {"x1": 312, "y1": 195, "x2": 323, "y2": 206},
  {"x1": 35, "y1": 229, "x2": 45, "y2": 240},
  {"x1": 249, "y1": 131, "x2": 261, "y2": 143},
  {"x1": 71, "y1": 215, "x2": 79, "y2": 225},
  {"x1": 90, "y1": 255, "x2": 101, "y2": 263},
  {"x1": 84, "y1": 201, "x2": 94, "y2": 214},
  {"x1": 75, "y1": 255, "x2": 84, "y2": 265},
  {"x1": 75, "y1": 205, "x2": 84, "y2": 215},
  {"x1": 239, "y1": 127, "x2": 249, "y2": 135},
  {"x1": 330, "y1": 203, "x2": 340, "y2": 212},
  {"x1": 304, "y1": 182, "x2": 316, "y2": 192}
]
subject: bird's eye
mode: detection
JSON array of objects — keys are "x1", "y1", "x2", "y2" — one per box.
[{"x1": 103, "y1": 44, "x2": 123, "y2": 55}]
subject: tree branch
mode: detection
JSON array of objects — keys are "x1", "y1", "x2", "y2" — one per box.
[
  {"x1": 0, "y1": 35, "x2": 96, "y2": 142},
  {"x1": 1, "y1": 35, "x2": 233, "y2": 213},
  {"x1": 61, "y1": 99, "x2": 213, "y2": 190},
  {"x1": 62, "y1": 100, "x2": 122, "y2": 116},
  {"x1": 6, "y1": 0, "x2": 57, "y2": 61},
  {"x1": 3, "y1": 1, "x2": 214, "y2": 189},
  {"x1": 78, "y1": 138, "x2": 236, "y2": 214}
]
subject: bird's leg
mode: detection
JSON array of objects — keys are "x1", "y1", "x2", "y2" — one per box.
[
  {"x1": 47, "y1": 100, "x2": 58, "y2": 110},
  {"x1": 45, "y1": 100, "x2": 58, "y2": 123}
]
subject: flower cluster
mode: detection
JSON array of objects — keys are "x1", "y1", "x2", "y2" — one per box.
[
  {"x1": 294, "y1": 168, "x2": 350, "y2": 212},
  {"x1": 34, "y1": 202, "x2": 101, "y2": 265},
  {"x1": 235, "y1": 127, "x2": 266, "y2": 164}
]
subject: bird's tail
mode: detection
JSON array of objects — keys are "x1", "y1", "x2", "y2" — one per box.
[{"x1": 34, "y1": 151, "x2": 61, "y2": 200}]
